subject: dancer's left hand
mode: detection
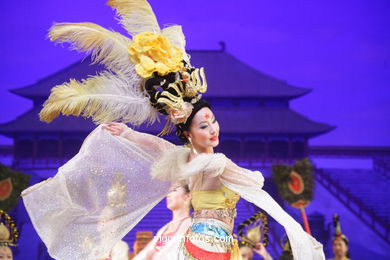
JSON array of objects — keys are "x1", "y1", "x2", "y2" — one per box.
[{"x1": 103, "y1": 122, "x2": 125, "y2": 136}]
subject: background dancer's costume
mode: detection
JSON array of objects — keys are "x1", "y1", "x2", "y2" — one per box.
[
  {"x1": 133, "y1": 216, "x2": 191, "y2": 259},
  {"x1": 237, "y1": 211, "x2": 273, "y2": 260},
  {"x1": 0, "y1": 210, "x2": 18, "y2": 260},
  {"x1": 22, "y1": 0, "x2": 325, "y2": 259},
  {"x1": 328, "y1": 215, "x2": 350, "y2": 260}
]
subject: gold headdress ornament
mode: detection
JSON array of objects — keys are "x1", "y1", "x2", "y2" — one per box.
[
  {"x1": 237, "y1": 211, "x2": 269, "y2": 248},
  {"x1": 40, "y1": 0, "x2": 207, "y2": 135},
  {"x1": 0, "y1": 210, "x2": 19, "y2": 247}
]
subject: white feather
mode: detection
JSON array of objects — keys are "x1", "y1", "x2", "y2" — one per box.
[
  {"x1": 49, "y1": 22, "x2": 134, "y2": 76},
  {"x1": 108, "y1": 0, "x2": 161, "y2": 36},
  {"x1": 161, "y1": 25, "x2": 190, "y2": 64},
  {"x1": 40, "y1": 71, "x2": 157, "y2": 125}
]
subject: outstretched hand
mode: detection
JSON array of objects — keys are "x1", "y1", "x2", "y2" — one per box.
[
  {"x1": 254, "y1": 243, "x2": 271, "y2": 258},
  {"x1": 103, "y1": 122, "x2": 126, "y2": 136}
]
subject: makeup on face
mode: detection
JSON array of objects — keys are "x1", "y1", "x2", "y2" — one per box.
[
  {"x1": 198, "y1": 116, "x2": 218, "y2": 139},
  {"x1": 198, "y1": 115, "x2": 217, "y2": 129},
  {"x1": 189, "y1": 107, "x2": 220, "y2": 151}
]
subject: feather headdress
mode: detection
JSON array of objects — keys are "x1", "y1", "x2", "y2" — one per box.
[{"x1": 41, "y1": 0, "x2": 206, "y2": 131}]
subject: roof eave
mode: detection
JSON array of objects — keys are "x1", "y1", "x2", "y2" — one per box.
[
  {"x1": 305, "y1": 125, "x2": 336, "y2": 138},
  {"x1": 287, "y1": 88, "x2": 312, "y2": 100}
]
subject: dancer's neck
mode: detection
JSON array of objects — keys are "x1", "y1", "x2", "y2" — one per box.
[
  {"x1": 189, "y1": 145, "x2": 213, "y2": 160},
  {"x1": 194, "y1": 145, "x2": 213, "y2": 154},
  {"x1": 172, "y1": 207, "x2": 190, "y2": 222}
]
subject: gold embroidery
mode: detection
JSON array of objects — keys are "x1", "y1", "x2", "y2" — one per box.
[{"x1": 107, "y1": 172, "x2": 128, "y2": 208}]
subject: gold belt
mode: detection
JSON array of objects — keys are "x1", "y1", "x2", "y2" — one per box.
[{"x1": 193, "y1": 208, "x2": 237, "y2": 226}]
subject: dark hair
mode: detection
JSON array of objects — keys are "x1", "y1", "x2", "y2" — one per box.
[
  {"x1": 145, "y1": 70, "x2": 211, "y2": 144},
  {"x1": 182, "y1": 184, "x2": 193, "y2": 211},
  {"x1": 175, "y1": 99, "x2": 211, "y2": 144},
  {"x1": 144, "y1": 71, "x2": 177, "y2": 115},
  {"x1": 279, "y1": 251, "x2": 294, "y2": 260},
  {"x1": 183, "y1": 184, "x2": 190, "y2": 193},
  {"x1": 332, "y1": 236, "x2": 349, "y2": 246}
]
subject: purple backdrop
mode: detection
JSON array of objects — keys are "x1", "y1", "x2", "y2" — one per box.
[
  {"x1": 1, "y1": 1, "x2": 390, "y2": 259},
  {"x1": 1, "y1": 0, "x2": 389, "y2": 146}
]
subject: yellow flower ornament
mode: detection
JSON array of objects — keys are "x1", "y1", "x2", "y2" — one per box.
[{"x1": 128, "y1": 32, "x2": 184, "y2": 77}]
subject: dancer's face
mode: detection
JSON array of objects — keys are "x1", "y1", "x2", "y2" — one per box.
[
  {"x1": 166, "y1": 185, "x2": 191, "y2": 211},
  {"x1": 332, "y1": 238, "x2": 348, "y2": 257},
  {"x1": 0, "y1": 247, "x2": 12, "y2": 260},
  {"x1": 187, "y1": 107, "x2": 220, "y2": 150}
]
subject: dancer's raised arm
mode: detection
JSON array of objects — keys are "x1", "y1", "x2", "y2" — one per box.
[{"x1": 103, "y1": 122, "x2": 175, "y2": 153}]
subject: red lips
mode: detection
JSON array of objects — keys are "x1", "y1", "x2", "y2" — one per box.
[{"x1": 210, "y1": 136, "x2": 218, "y2": 142}]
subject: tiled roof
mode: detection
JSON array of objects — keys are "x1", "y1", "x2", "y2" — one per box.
[
  {"x1": 189, "y1": 50, "x2": 310, "y2": 98},
  {"x1": 10, "y1": 58, "x2": 105, "y2": 99},
  {"x1": 3, "y1": 49, "x2": 332, "y2": 139},
  {"x1": 10, "y1": 50, "x2": 310, "y2": 100}
]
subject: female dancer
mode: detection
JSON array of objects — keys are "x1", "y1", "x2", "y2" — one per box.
[
  {"x1": 132, "y1": 184, "x2": 191, "y2": 259},
  {"x1": 22, "y1": 0, "x2": 324, "y2": 259},
  {"x1": 329, "y1": 215, "x2": 350, "y2": 260}
]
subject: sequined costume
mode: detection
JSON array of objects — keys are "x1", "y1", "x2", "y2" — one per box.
[
  {"x1": 151, "y1": 144, "x2": 324, "y2": 260},
  {"x1": 181, "y1": 186, "x2": 241, "y2": 259}
]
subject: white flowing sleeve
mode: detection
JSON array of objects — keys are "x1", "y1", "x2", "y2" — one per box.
[
  {"x1": 220, "y1": 159, "x2": 325, "y2": 260},
  {"x1": 22, "y1": 125, "x2": 174, "y2": 260},
  {"x1": 120, "y1": 124, "x2": 175, "y2": 154}
]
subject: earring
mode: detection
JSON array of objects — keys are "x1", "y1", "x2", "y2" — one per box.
[{"x1": 188, "y1": 137, "x2": 198, "y2": 155}]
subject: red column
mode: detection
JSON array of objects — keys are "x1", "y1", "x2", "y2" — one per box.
[{"x1": 300, "y1": 208, "x2": 312, "y2": 234}]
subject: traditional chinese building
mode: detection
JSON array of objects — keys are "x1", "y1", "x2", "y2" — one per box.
[
  {"x1": 0, "y1": 47, "x2": 335, "y2": 259},
  {"x1": 1, "y1": 48, "x2": 388, "y2": 260},
  {"x1": 0, "y1": 47, "x2": 334, "y2": 173}
]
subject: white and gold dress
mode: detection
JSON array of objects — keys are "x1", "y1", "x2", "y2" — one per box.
[{"x1": 23, "y1": 126, "x2": 324, "y2": 260}]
